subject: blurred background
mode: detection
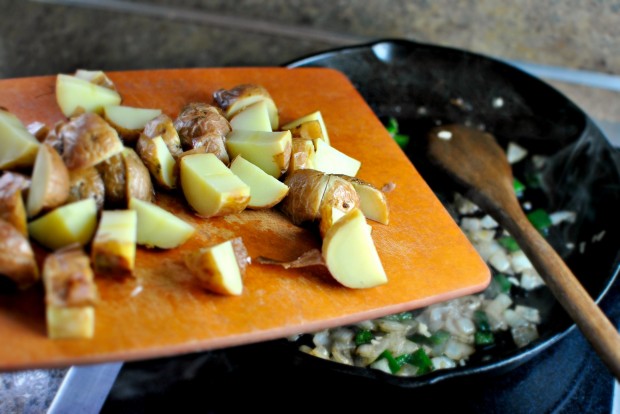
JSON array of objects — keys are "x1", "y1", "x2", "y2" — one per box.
[
  {"x1": 2, "y1": 0, "x2": 620, "y2": 77},
  {"x1": 2, "y1": 0, "x2": 620, "y2": 126}
]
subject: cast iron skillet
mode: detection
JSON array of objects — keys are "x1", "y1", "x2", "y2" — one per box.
[{"x1": 285, "y1": 39, "x2": 620, "y2": 387}]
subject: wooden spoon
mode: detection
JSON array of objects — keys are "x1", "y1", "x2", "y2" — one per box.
[{"x1": 427, "y1": 124, "x2": 620, "y2": 380}]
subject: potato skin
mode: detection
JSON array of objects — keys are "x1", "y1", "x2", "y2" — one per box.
[
  {"x1": 173, "y1": 103, "x2": 230, "y2": 165},
  {"x1": 97, "y1": 153, "x2": 126, "y2": 207},
  {"x1": 43, "y1": 246, "x2": 98, "y2": 307},
  {"x1": 288, "y1": 138, "x2": 315, "y2": 173},
  {"x1": 213, "y1": 84, "x2": 271, "y2": 114},
  {"x1": 184, "y1": 237, "x2": 250, "y2": 294},
  {"x1": 34, "y1": 143, "x2": 70, "y2": 214},
  {"x1": 60, "y1": 113, "x2": 123, "y2": 170},
  {"x1": 0, "y1": 219, "x2": 39, "y2": 289},
  {"x1": 67, "y1": 167, "x2": 105, "y2": 210},
  {"x1": 97, "y1": 148, "x2": 153, "y2": 207},
  {"x1": 27, "y1": 121, "x2": 50, "y2": 142},
  {"x1": 280, "y1": 169, "x2": 329, "y2": 225},
  {"x1": 42, "y1": 121, "x2": 67, "y2": 155},
  {"x1": 320, "y1": 175, "x2": 359, "y2": 217},
  {"x1": 142, "y1": 114, "x2": 182, "y2": 158},
  {"x1": 280, "y1": 170, "x2": 359, "y2": 226},
  {"x1": 0, "y1": 172, "x2": 29, "y2": 236},
  {"x1": 122, "y1": 148, "x2": 154, "y2": 203},
  {"x1": 135, "y1": 134, "x2": 177, "y2": 190}
]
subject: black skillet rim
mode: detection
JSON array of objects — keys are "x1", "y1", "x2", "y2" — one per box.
[{"x1": 283, "y1": 38, "x2": 620, "y2": 388}]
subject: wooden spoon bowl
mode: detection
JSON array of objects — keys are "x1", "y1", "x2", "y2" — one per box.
[{"x1": 427, "y1": 124, "x2": 620, "y2": 380}]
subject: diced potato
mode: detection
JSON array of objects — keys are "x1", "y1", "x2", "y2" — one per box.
[
  {"x1": 281, "y1": 111, "x2": 330, "y2": 144},
  {"x1": 103, "y1": 105, "x2": 162, "y2": 143},
  {"x1": 55, "y1": 74, "x2": 122, "y2": 117},
  {"x1": 213, "y1": 84, "x2": 279, "y2": 129},
  {"x1": 129, "y1": 197, "x2": 195, "y2": 249},
  {"x1": 337, "y1": 176, "x2": 389, "y2": 225},
  {"x1": 286, "y1": 120, "x2": 325, "y2": 141},
  {"x1": 0, "y1": 219, "x2": 39, "y2": 289},
  {"x1": 280, "y1": 170, "x2": 359, "y2": 226},
  {"x1": 42, "y1": 121, "x2": 66, "y2": 155},
  {"x1": 60, "y1": 112, "x2": 124, "y2": 170},
  {"x1": 46, "y1": 307, "x2": 95, "y2": 339},
  {"x1": 180, "y1": 153, "x2": 250, "y2": 217},
  {"x1": 229, "y1": 156, "x2": 289, "y2": 209},
  {"x1": 173, "y1": 103, "x2": 230, "y2": 164},
  {"x1": 0, "y1": 172, "x2": 29, "y2": 236},
  {"x1": 27, "y1": 144, "x2": 70, "y2": 217},
  {"x1": 74, "y1": 69, "x2": 116, "y2": 90},
  {"x1": 136, "y1": 135, "x2": 177, "y2": 190},
  {"x1": 122, "y1": 147, "x2": 154, "y2": 203},
  {"x1": 91, "y1": 210, "x2": 137, "y2": 277},
  {"x1": 43, "y1": 247, "x2": 97, "y2": 339},
  {"x1": 67, "y1": 167, "x2": 105, "y2": 211},
  {"x1": 288, "y1": 138, "x2": 315, "y2": 173},
  {"x1": 322, "y1": 208, "x2": 387, "y2": 288},
  {"x1": 280, "y1": 169, "x2": 330, "y2": 225},
  {"x1": 28, "y1": 198, "x2": 98, "y2": 250},
  {"x1": 184, "y1": 237, "x2": 249, "y2": 295},
  {"x1": 313, "y1": 138, "x2": 361, "y2": 176},
  {"x1": 142, "y1": 114, "x2": 183, "y2": 158},
  {"x1": 229, "y1": 100, "x2": 272, "y2": 132},
  {"x1": 225, "y1": 130, "x2": 292, "y2": 178},
  {"x1": 320, "y1": 175, "x2": 360, "y2": 218},
  {"x1": 0, "y1": 109, "x2": 40, "y2": 170},
  {"x1": 97, "y1": 147, "x2": 154, "y2": 208},
  {"x1": 319, "y1": 206, "x2": 346, "y2": 238},
  {"x1": 97, "y1": 153, "x2": 126, "y2": 206}
]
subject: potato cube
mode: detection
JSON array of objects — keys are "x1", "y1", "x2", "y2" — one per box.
[{"x1": 91, "y1": 210, "x2": 137, "y2": 277}]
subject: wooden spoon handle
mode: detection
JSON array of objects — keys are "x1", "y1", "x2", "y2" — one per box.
[{"x1": 505, "y1": 209, "x2": 620, "y2": 379}]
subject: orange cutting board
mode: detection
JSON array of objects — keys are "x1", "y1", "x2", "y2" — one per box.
[{"x1": 0, "y1": 68, "x2": 489, "y2": 371}]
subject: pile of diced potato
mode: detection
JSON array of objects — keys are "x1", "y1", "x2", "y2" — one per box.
[{"x1": 0, "y1": 70, "x2": 391, "y2": 339}]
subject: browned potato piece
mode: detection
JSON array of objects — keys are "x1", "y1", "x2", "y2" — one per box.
[
  {"x1": 60, "y1": 112, "x2": 124, "y2": 170},
  {"x1": 97, "y1": 152, "x2": 126, "y2": 207},
  {"x1": 288, "y1": 138, "x2": 315, "y2": 174},
  {"x1": 213, "y1": 84, "x2": 279, "y2": 129},
  {"x1": 280, "y1": 169, "x2": 328, "y2": 225},
  {"x1": 91, "y1": 210, "x2": 137, "y2": 278},
  {"x1": 67, "y1": 167, "x2": 105, "y2": 210},
  {"x1": 0, "y1": 219, "x2": 38, "y2": 289},
  {"x1": 27, "y1": 143, "x2": 70, "y2": 217},
  {"x1": 97, "y1": 147, "x2": 153, "y2": 207},
  {"x1": 135, "y1": 134, "x2": 177, "y2": 190},
  {"x1": 123, "y1": 148, "x2": 154, "y2": 203},
  {"x1": 280, "y1": 169, "x2": 359, "y2": 226},
  {"x1": 43, "y1": 246, "x2": 98, "y2": 308},
  {"x1": 42, "y1": 121, "x2": 66, "y2": 155},
  {"x1": 319, "y1": 175, "x2": 359, "y2": 219},
  {"x1": 0, "y1": 172, "x2": 29, "y2": 236},
  {"x1": 141, "y1": 114, "x2": 183, "y2": 158},
  {"x1": 173, "y1": 103, "x2": 230, "y2": 165},
  {"x1": 43, "y1": 246, "x2": 98, "y2": 339}
]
